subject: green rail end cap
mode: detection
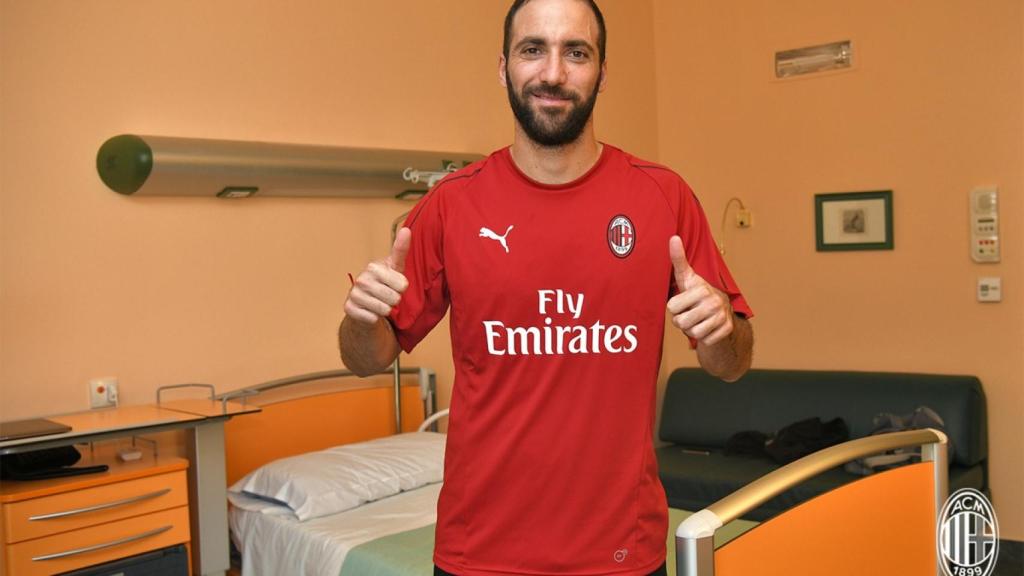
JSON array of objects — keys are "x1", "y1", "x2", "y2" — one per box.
[{"x1": 96, "y1": 134, "x2": 153, "y2": 195}]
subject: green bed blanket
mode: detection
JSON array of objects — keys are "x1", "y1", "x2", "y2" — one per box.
[{"x1": 339, "y1": 508, "x2": 758, "y2": 576}]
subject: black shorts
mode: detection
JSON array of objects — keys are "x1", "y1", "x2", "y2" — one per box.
[{"x1": 434, "y1": 562, "x2": 668, "y2": 576}]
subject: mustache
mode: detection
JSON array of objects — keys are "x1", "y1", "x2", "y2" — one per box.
[{"x1": 527, "y1": 85, "x2": 579, "y2": 101}]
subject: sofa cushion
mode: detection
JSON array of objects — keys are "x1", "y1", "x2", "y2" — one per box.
[
  {"x1": 658, "y1": 369, "x2": 986, "y2": 467},
  {"x1": 656, "y1": 445, "x2": 985, "y2": 521}
]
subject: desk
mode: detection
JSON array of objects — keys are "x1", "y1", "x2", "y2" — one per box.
[
  {"x1": 1, "y1": 452, "x2": 190, "y2": 576},
  {"x1": 0, "y1": 401, "x2": 259, "y2": 576}
]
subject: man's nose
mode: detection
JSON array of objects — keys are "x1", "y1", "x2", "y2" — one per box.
[{"x1": 539, "y1": 53, "x2": 567, "y2": 85}]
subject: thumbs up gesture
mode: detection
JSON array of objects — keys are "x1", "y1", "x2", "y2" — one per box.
[
  {"x1": 344, "y1": 227, "x2": 412, "y2": 325},
  {"x1": 667, "y1": 235, "x2": 734, "y2": 346}
]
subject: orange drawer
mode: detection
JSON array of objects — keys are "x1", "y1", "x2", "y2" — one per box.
[
  {"x1": 3, "y1": 471, "x2": 187, "y2": 544},
  {"x1": 4, "y1": 505, "x2": 189, "y2": 576}
]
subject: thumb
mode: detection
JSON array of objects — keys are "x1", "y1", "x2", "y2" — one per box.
[
  {"x1": 388, "y1": 227, "x2": 412, "y2": 273},
  {"x1": 669, "y1": 235, "x2": 692, "y2": 287}
]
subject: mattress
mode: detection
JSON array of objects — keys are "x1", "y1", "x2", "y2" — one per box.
[
  {"x1": 230, "y1": 483, "x2": 759, "y2": 576},
  {"x1": 229, "y1": 482, "x2": 443, "y2": 576}
]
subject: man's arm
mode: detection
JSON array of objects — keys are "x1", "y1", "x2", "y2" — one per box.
[
  {"x1": 696, "y1": 314, "x2": 752, "y2": 382},
  {"x1": 667, "y1": 235, "x2": 754, "y2": 382},
  {"x1": 338, "y1": 228, "x2": 410, "y2": 377}
]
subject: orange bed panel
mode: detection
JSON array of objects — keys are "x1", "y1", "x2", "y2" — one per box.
[
  {"x1": 715, "y1": 461, "x2": 937, "y2": 576},
  {"x1": 224, "y1": 385, "x2": 426, "y2": 485}
]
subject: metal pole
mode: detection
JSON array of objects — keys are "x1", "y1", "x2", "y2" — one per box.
[
  {"x1": 390, "y1": 210, "x2": 411, "y2": 435},
  {"x1": 393, "y1": 358, "x2": 402, "y2": 433},
  {"x1": 921, "y1": 434, "x2": 949, "y2": 576}
]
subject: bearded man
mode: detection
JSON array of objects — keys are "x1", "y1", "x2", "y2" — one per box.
[{"x1": 339, "y1": 1, "x2": 754, "y2": 574}]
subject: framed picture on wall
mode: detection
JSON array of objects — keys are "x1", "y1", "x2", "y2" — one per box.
[{"x1": 815, "y1": 190, "x2": 893, "y2": 251}]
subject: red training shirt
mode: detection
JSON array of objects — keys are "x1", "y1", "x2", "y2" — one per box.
[{"x1": 390, "y1": 144, "x2": 752, "y2": 576}]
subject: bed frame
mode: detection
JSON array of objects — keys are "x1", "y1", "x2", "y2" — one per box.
[
  {"x1": 220, "y1": 368, "x2": 950, "y2": 575},
  {"x1": 675, "y1": 428, "x2": 949, "y2": 575},
  {"x1": 220, "y1": 367, "x2": 437, "y2": 486}
]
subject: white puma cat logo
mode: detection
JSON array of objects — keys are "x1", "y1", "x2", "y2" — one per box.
[{"x1": 479, "y1": 225, "x2": 514, "y2": 253}]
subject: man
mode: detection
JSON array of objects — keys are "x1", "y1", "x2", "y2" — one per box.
[{"x1": 339, "y1": 0, "x2": 754, "y2": 574}]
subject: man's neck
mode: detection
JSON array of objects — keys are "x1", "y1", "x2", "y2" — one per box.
[{"x1": 509, "y1": 126, "x2": 603, "y2": 185}]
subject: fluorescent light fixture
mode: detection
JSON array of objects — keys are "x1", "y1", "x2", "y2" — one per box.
[{"x1": 775, "y1": 40, "x2": 852, "y2": 78}]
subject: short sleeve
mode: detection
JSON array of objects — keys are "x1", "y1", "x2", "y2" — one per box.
[
  {"x1": 670, "y1": 180, "x2": 754, "y2": 346},
  {"x1": 388, "y1": 187, "x2": 450, "y2": 353}
]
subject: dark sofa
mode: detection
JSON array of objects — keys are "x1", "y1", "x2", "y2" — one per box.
[{"x1": 657, "y1": 368, "x2": 988, "y2": 521}]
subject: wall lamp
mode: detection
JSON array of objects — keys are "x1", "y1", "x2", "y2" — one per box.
[
  {"x1": 775, "y1": 40, "x2": 852, "y2": 78},
  {"x1": 96, "y1": 134, "x2": 484, "y2": 199}
]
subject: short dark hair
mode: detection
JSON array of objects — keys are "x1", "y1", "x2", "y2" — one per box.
[{"x1": 503, "y1": 0, "x2": 607, "y2": 64}]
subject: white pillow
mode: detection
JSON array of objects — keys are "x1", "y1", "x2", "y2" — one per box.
[{"x1": 229, "y1": 432, "x2": 445, "y2": 521}]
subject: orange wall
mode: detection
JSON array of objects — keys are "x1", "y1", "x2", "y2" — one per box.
[
  {"x1": 0, "y1": 1, "x2": 658, "y2": 421},
  {"x1": 651, "y1": 0, "x2": 1023, "y2": 540},
  {"x1": 2, "y1": 0, "x2": 1021, "y2": 543}
]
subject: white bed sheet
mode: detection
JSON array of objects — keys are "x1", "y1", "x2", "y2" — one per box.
[{"x1": 229, "y1": 482, "x2": 441, "y2": 576}]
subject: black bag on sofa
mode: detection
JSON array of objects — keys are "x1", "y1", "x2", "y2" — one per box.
[
  {"x1": 843, "y1": 405, "x2": 954, "y2": 475},
  {"x1": 764, "y1": 417, "x2": 850, "y2": 464},
  {"x1": 723, "y1": 430, "x2": 771, "y2": 457},
  {"x1": 724, "y1": 417, "x2": 850, "y2": 464}
]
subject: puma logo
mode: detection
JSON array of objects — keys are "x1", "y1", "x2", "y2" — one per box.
[{"x1": 479, "y1": 225, "x2": 514, "y2": 253}]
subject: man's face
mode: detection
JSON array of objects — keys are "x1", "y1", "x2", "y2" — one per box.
[{"x1": 501, "y1": 0, "x2": 606, "y2": 148}]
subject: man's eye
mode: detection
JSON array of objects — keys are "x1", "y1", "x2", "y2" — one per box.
[
  {"x1": 522, "y1": 46, "x2": 542, "y2": 56},
  {"x1": 568, "y1": 50, "x2": 588, "y2": 59}
]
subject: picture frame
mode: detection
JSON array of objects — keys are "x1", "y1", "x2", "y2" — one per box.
[{"x1": 815, "y1": 190, "x2": 893, "y2": 251}]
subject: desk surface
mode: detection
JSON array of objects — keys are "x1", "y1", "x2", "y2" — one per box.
[
  {"x1": 159, "y1": 399, "x2": 261, "y2": 419},
  {"x1": 0, "y1": 406, "x2": 203, "y2": 451},
  {"x1": 0, "y1": 402, "x2": 260, "y2": 454}
]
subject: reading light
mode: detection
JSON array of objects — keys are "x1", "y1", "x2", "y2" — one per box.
[{"x1": 95, "y1": 134, "x2": 483, "y2": 199}]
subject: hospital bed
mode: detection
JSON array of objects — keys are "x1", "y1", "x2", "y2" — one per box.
[{"x1": 220, "y1": 369, "x2": 947, "y2": 576}]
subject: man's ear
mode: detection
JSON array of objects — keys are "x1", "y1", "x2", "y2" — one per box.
[
  {"x1": 498, "y1": 54, "x2": 508, "y2": 88},
  {"x1": 598, "y1": 60, "x2": 608, "y2": 93}
]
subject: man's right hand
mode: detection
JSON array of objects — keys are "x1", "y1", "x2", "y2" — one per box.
[{"x1": 344, "y1": 227, "x2": 411, "y2": 325}]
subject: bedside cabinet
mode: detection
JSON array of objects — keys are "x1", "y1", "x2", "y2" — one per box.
[{"x1": 1, "y1": 455, "x2": 191, "y2": 576}]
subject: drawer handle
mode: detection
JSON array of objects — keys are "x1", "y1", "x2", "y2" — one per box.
[
  {"x1": 31, "y1": 524, "x2": 172, "y2": 561},
  {"x1": 29, "y1": 488, "x2": 172, "y2": 521}
]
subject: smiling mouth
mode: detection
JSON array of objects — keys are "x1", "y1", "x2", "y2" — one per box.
[{"x1": 531, "y1": 92, "x2": 573, "y2": 106}]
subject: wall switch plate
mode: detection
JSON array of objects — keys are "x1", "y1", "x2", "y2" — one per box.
[
  {"x1": 970, "y1": 187, "x2": 999, "y2": 263},
  {"x1": 89, "y1": 377, "x2": 119, "y2": 409},
  {"x1": 977, "y1": 277, "x2": 1002, "y2": 303}
]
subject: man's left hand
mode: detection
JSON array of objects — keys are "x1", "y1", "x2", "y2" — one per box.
[{"x1": 667, "y1": 235, "x2": 734, "y2": 346}]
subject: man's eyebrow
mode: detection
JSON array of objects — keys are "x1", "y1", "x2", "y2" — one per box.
[
  {"x1": 563, "y1": 39, "x2": 595, "y2": 52},
  {"x1": 513, "y1": 36, "x2": 548, "y2": 50},
  {"x1": 513, "y1": 36, "x2": 596, "y2": 53}
]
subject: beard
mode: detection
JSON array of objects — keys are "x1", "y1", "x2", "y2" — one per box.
[{"x1": 506, "y1": 67, "x2": 601, "y2": 148}]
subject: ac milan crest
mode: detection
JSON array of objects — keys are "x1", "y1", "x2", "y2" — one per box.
[
  {"x1": 607, "y1": 215, "x2": 635, "y2": 258},
  {"x1": 938, "y1": 488, "x2": 1000, "y2": 576}
]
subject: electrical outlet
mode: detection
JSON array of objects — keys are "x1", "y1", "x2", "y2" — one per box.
[
  {"x1": 977, "y1": 277, "x2": 1002, "y2": 303},
  {"x1": 736, "y1": 209, "x2": 753, "y2": 228},
  {"x1": 89, "y1": 377, "x2": 119, "y2": 409}
]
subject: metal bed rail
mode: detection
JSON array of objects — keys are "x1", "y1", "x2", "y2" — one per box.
[
  {"x1": 675, "y1": 428, "x2": 948, "y2": 576},
  {"x1": 216, "y1": 367, "x2": 438, "y2": 430}
]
